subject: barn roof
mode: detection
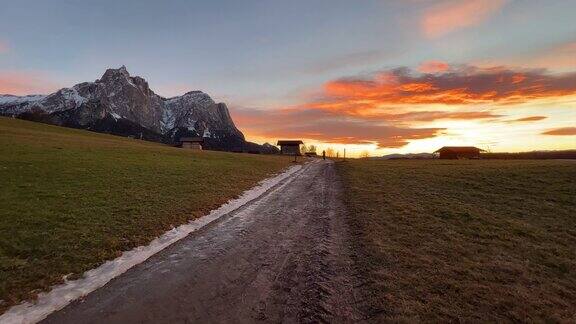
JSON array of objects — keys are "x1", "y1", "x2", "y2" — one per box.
[
  {"x1": 180, "y1": 137, "x2": 204, "y2": 143},
  {"x1": 277, "y1": 140, "x2": 303, "y2": 145},
  {"x1": 434, "y1": 146, "x2": 484, "y2": 153}
]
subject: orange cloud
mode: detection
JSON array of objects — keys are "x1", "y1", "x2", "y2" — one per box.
[
  {"x1": 232, "y1": 102, "x2": 501, "y2": 148},
  {"x1": 422, "y1": 0, "x2": 509, "y2": 38},
  {"x1": 507, "y1": 116, "x2": 547, "y2": 123},
  {"x1": 247, "y1": 117, "x2": 444, "y2": 148},
  {"x1": 419, "y1": 60, "x2": 449, "y2": 73},
  {"x1": 389, "y1": 110, "x2": 502, "y2": 122},
  {"x1": 233, "y1": 64, "x2": 575, "y2": 148},
  {"x1": 316, "y1": 66, "x2": 576, "y2": 110},
  {"x1": 542, "y1": 127, "x2": 576, "y2": 136},
  {"x1": 511, "y1": 74, "x2": 526, "y2": 84},
  {"x1": 0, "y1": 71, "x2": 61, "y2": 95}
]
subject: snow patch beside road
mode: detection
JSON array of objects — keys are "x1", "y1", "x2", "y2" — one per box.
[{"x1": 0, "y1": 164, "x2": 302, "y2": 324}]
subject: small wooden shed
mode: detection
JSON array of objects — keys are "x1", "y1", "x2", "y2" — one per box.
[
  {"x1": 434, "y1": 146, "x2": 483, "y2": 159},
  {"x1": 277, "y1": 140, "x2": 303, "y2": 155},
  {"x1": 180, "y1": 137, "x2": 203, "y2": 150}
]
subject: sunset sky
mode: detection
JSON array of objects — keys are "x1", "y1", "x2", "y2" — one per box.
[{"x1": 1, "y1": 0, "x2": 575, "y2": 156}]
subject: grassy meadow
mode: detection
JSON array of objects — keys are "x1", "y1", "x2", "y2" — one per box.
[
  {"x1": 0, "y1": 117, "x2": 290, "y2": 310},
  {"x1": 337, "y1": 159, "x2": 576, "y2": 322}
]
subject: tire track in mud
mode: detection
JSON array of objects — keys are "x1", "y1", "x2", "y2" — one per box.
[{"x1": 43, "y1": 160, "x2": 365, "y2": 323}]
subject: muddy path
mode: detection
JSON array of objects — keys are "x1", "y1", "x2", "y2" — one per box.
[{"x1": 43, "y1": 160, "x2": 364, "y2": 323}]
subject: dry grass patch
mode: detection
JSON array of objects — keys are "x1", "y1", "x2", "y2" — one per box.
[{"x1": 337, "y1": 159, "x2": 576, "y2": 322}]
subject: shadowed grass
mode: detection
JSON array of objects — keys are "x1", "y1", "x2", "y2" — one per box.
[
  {"x1": 337, "y1": 159, "x2": 576, "y2": 322},
  {"x1": 0, "y1": 117, "x2": 291, "y2": 310}
]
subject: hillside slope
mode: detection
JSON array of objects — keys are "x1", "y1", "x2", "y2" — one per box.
[{"x1": 0, "y1": 117, "x2": 289, "y2": 311}]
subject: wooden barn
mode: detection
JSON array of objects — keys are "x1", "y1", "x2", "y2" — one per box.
[
  {"x1": 277, "y1": 140, "x2": 303, "y2": 155},
  {"x1": 180, "y1": 137, "x2": 203, "y2": 150},
  {"x1": 434, "y1": 146, "x2": 483, "y2": 159}
]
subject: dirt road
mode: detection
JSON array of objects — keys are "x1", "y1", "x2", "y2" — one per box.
[{"x1": 43, "y1": 160, "x2": 364, "y2": 323}]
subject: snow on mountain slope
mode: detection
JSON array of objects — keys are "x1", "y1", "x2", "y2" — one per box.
[
  {"x1": 0, "y1": 94, "x2": 45, "y2": 104},
  {"x1": 0, "y1": 94, "x2": 46, "y2": 115},
  {"x1": 0, "y1": 66, "x2": 247, "y2": 149}
]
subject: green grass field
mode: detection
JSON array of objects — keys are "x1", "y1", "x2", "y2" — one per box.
[
  {"x1": 0, "y1": 117, "x2": 290, "y2": 309},
  {"x1": 337, "y1": 159, "x2": 576, "y2": 322}
]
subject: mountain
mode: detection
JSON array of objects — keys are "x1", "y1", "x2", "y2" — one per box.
[{"x1": 0, "y1": 66, "x2": 276, "y2": 153}]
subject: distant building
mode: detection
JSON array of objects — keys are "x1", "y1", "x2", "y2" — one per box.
[
  {"x1": 434, "y1": 146, "x2": 483, "y2": 159},
  {"x1": 277, "y1": 140, "x2": 303, "y2": 155},
  {"x1": 180, "y1": 137, "x2": 203, "y2": 150}
]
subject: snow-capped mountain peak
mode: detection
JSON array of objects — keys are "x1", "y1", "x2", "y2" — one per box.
[{"x1": 0, "y1": 66, "x2": 248, "y2": 150}]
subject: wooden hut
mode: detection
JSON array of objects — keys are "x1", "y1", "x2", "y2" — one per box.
[
  {"x1": 180, "y1": 137, "x2": 203, "y2": 150},
  {"x1": 277, "y1": 140, "x2": 303, "y2": 155},
  {"x1": 434, "y1": 146, "x2": 483, "y2": 159}
]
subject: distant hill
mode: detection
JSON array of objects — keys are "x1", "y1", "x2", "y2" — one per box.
[
  {"x1": 482, "y1": 150, "x2": 576, "y2": 159},
  {"x1": 373, "y1": 150, "x2": 576, "y2": 160},
  {"x1": 373, "y1": 153, "x2": 435, "y2": 160},
  {"x1": 0, "y1": 66, "x2": 277, "y2": 154}
]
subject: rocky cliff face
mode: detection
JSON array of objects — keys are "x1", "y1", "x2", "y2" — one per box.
[{"x1": 0, "y1": 66, "x2": 268, "y2": 152}]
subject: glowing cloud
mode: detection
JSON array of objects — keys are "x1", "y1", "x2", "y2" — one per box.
[
  {"x1": 231, "y1": 106, "x2": 446, "y2": 148},
  {"x1": 389, "y1": 110, "x2": 502, "y2": 122},
  {"x1": 235, "y1": 63, "x2": 576, "y2": 149},
  {"x1": 419, "y1": 60, "x2": 450, "y2": 73},
  {"x1": 507, "y1": 116, "x2": 547, "y2": 123},
  {"x1": 422, "y1": 0, "x2": 509, "y2": 38},
  {"x1": 542, "y1": 127, "x2": 576, "y2": 136},
  {"x1": 232, "y1": 106, "x2": 498, "y2": 148},
  {"x1": 318, "y1": 66, "x2": 576, "y2": 109}
]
